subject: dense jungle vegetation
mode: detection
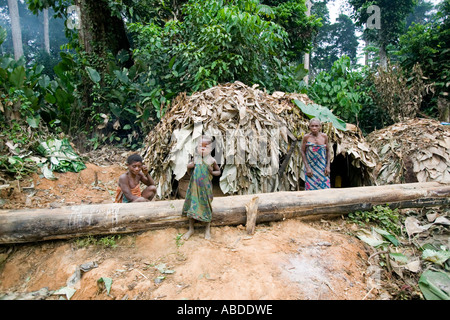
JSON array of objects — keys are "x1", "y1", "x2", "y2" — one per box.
[{"x1": 0, "y1": 0, "x2": 449, "y2": 178}]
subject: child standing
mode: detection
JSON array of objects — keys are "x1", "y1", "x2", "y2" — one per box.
[
  {"x1": 182, "y1": 136, "x2": 221, "y2": 240},
  {"x1": 115, "y1": 154, "x2": 157, "y2": 203},
  {"x1": 300, "y1": 118, "x2": 331, "y2": 190}
]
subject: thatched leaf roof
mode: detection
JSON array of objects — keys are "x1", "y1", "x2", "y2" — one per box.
[
  {"x1": 142, "y1": 81, "x2": 377, "y2": 198},
  {"x1": 367, "y1": 118, "x2": 450, "y2": 185}
]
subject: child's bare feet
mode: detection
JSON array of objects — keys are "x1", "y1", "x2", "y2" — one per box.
[
  {"x1": 182, "y1": 218, "x2": 195, "y2": 240},
  {"x1": 204, "y1": 223, "x2": 211, "y2": 240},
  {"x1": 182, "y1": 229, "x2": 194, "y2": 240}
]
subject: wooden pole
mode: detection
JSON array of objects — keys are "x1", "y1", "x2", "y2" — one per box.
[
  {"x1": 245, "y1": 196, "x2": 260, "y2": 235},
  {"x1": 0, "y1": 182, "x2": 449, "y2": 244}
]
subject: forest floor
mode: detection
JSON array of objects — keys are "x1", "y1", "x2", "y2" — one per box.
[{"x1": 0, "y1": 148, "x2": 400, "y2": 300}]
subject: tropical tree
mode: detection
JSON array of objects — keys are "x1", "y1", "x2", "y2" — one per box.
[
  {"x1": 405, "y1": 0, "x2": 435, "y2": 29},
  {"x1": 397, "y1": 0, "x2": 450, "y2": 121},
  {"x1": 308, "y1": 55, "x2": 367, "y2": 123},
  {"x1": 7, "y1": 0, "x2": 23, "y2": 59},
  {"x1": 262, "y1": 0, "x2": 322, "y2": 64},
  {"x1": 311, "y1": 11, "x2": 360, "y2": 78},
  {"x1": 349, "y1": 0, "x2": 416, "y2": 69},
  {"x1": 1, "y1": 0, "x2": 323, "y2": 150}
]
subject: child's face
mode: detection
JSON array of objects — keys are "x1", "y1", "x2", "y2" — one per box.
[
  {"x1": 197, "y1": 139, "x2": 212, "y2": 156},
  {"x1": 127, "y1": 161, "x2": 143, "y2": 175}
]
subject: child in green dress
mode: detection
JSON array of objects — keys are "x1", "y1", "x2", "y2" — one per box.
[{"x1": 182, "y1": 135, "x2": 221, "y2": 240}]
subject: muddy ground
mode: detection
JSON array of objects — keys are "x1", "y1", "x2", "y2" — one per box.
[{"x1": 0, "y1": 150, "x2": 388, "y2": 300}]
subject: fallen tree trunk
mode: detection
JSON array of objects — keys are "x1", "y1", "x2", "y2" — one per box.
[{"x1": 0, "y1": 182, "x2": 449, "y2": 244}]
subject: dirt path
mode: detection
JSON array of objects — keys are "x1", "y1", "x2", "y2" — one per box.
[{"x1": 0, "y1": 160, "x2": 377, "y2": 300}]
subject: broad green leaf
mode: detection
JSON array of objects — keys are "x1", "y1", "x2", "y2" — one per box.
[
  {"x1": 373, "y1": 227, "x2": 399, "y2": 246},
  {"x1": 113, "y1": 69, "x2": 129, "y2": 84},
  {"x1": 53, "y1": 286, "x2": 76, "y2": 300},
  {"x1": 26, "y1": 116, "x2": 40, "y2": 128},
  {"x1": 8, "y1": 156, "x2": 21, "y2": 166},
  {"x1": 97, "y1": 277, "x2": 113, "y2": 295},
  {"x1": 44, "y1": 93, "x2": 56, "y2": 104},
  {"x1": 422, "y1": 249, "x2": 450, "y2": 266},
  {"x1": 85, "y1": 66, "x2": 101, "y2": 83},
  {"x1": 418, "y1": 270, "x2": 450, "y2": 300},
  {"x1": 389, "y1": 252, "x2": 409, "y2": 264},
  {"x1": 9, "y1": 66, "x2": 26, "y2": 88},
  {"x1": 357, "y1": 235, "x2": 388, "y2": 248},
  {"x1": 293, "y1": 99, "x2": 347, "y2": 131},
  {"x1": 41, "y1": 164, "x2": 57, "y2": 180}
]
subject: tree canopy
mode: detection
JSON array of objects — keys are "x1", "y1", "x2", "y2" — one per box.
[{"x1": 0, "y1": 0, "x2": 447, "y2": 159}]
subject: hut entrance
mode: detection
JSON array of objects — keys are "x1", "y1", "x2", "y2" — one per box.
[
  {"x1": 330, "y1": 154, "x2": 350, "y2": 188},
  {"x1": 330, "y1": 153, "x2": 366, "y2": 188}
]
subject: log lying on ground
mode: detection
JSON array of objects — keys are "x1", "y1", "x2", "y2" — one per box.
[{"x1": 0, "y1": 182, "x2": 449, "y2": 244}]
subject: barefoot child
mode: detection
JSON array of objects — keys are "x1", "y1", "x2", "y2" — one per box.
[
  {"x1": 182, "y1": 136, "x2": 221, "y2": 240},
  {"x1": 300, "y1": 118, "x2": 331, "y2": 190},
  {"x1": 115, "y1": 154, "x2": 157, "y2": 203}
]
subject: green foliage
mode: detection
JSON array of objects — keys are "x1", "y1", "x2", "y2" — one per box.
[
  {"x1": 311, "y1": 9, "x2": 359, "y2": 77},
  {"x1": 36, "y1": 138, "x2": 86, "y2": 173},
  {"x1": 97, "y1": 277, "x2": 113, "y2": 295},
  {"x1": 308, "y1": 56, "x2": 367, "y2": 123},
  {"x1": 397, "y1": 1, "x2": 450, "y2": 119},
  {"x1": 129, "y1": 0, "x2": 315, "y2": 103},
  {"x1": 293, "y1": 99, "x2": 347, "y2": 131},
  {"x1": 74, "y1": 235, "x2": 122, "y2": 248},
  {"x1": 4, "y1": 0, "x2": 320, "y2": 153},
  {"x1": 174, "y1": 233, "x2": 184, "y2": 248},
  {"x1": 357, "y1": 75, "x2": 392, "y2": 135},
  {"x1": 0, "y1": 56, "x2": 48, "y2": 126},
  {"x1": 0, "y1": 121, "x2": 41, "y2": 179},
  {"x1": 348, "y1": 205, "x2": 450, "y2": 300},
  {"x1": 268, "y1": 0, "x2": 322, "y2": 63},
  {"x1": 39, "y1": 51, "x2": 79, "y2": 136},
  {"x1": 348, "y1": 205, "x2": 402, "y2": 235},
  {"x1": 349, "y1": 0, "x2": 416, "y2": 48}
]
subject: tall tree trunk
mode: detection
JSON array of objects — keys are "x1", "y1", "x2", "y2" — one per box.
[
  {"x1": 364, "y1": 39, "x2": 369, "y2": 67},
  {"x1": 7, "y1": 0, "x2": 23, "y2": 60},
  {"x1": 72, "y1": 0, "x2": 133, "y2": 129},
  {"x1": 43, "y1": 8, "x2": 50, "y2": 54},
  {"x1": 303, "y1": 0, "x2": 312, "y2": 85},
  {"x1": 379, "y1": 43, "x2": 387, "y2": 70},
  {"x1": 74, "y1": 0, "x2": 131, "y2": 65}
]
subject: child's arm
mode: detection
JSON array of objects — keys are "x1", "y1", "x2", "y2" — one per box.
[
  {"x1": 140, "y1": 165, "x2": 156, "y2": 186},
  {"x1": 187, "y1": 160, "x2": 194, "y2": 173},
  {"x1": 209, "y1": 159, "x2": 221, "y2": 177}
]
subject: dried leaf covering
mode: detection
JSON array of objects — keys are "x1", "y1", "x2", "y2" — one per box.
[
  {"x1": 142, "y1": 81, "x2": 376, "y2": 198},
  {"x1": 366, "y1": 118, "x2": 450, "y2": 185}
]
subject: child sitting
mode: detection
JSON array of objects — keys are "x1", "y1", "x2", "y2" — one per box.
[{"x1": 115, "y1": 154, "x2": 156, "y2": 203}]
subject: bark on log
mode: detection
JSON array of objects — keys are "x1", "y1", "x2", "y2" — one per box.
[{"x1": 0, "y1": 182, "x2": 449, "y2": 244}]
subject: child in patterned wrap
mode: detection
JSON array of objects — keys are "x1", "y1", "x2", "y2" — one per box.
[
  {"x1": 300, "y1": 118, "x2": 331, "y2": 190},
  {"x1": 182, "y1": 136, "x2": 221, "y2": 240}
]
